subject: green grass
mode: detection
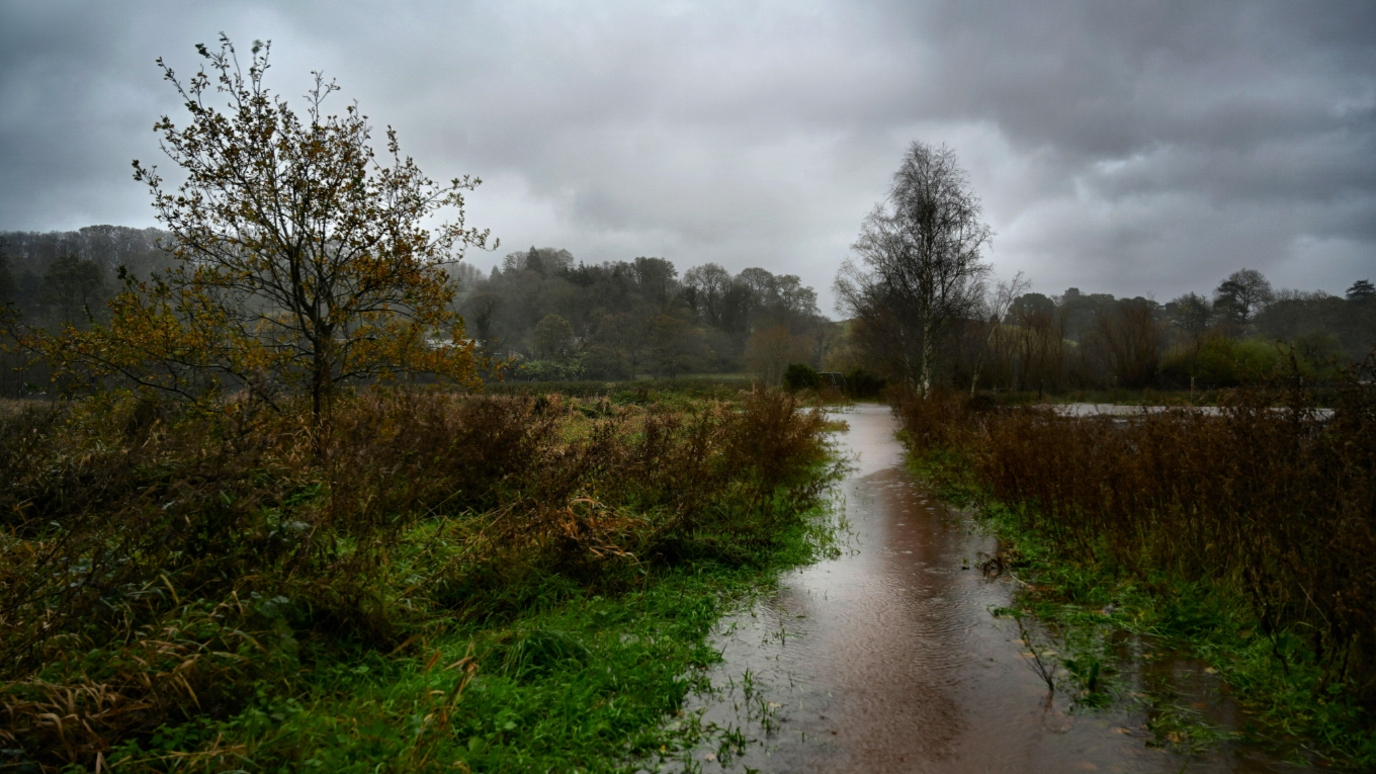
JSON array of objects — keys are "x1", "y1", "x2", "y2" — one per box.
[{"x1": 105, "y1": 534, "x2": 831, "y2": 773}]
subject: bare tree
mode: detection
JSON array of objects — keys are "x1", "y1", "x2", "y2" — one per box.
[
  {"x1": 744, "y1": 325, "x2": 811, "y2": 385},
  {"x1": 968, "y1": 271, "x2": 1029, "y2": 396},
  {"x1": 1093, "y1": 298, "x2": 1162, "y2": 389},
  {"x1": 682, "y1": 262, "x2": 731, "y2": 327},
  {"x1": 996, "y1": 291, "x2": 1066, "y2": 394},
  {"x1": 835, "y1": 142, "x2": 992, "y2": 394}
]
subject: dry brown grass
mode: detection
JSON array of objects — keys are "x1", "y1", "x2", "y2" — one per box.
[
  {"x1": 0, "y1": 387, "x2": 834, "y2": 768},
  {"x1": 898, "y1": 354, "x2": 1376, "y2": 700}
]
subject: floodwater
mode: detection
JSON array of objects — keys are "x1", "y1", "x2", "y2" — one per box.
[
  {"x1": 1045, "y1": 403, "x2": 1335, "y2": 420},
  {"x1": 658, "y1": 404, "x2": 1330, "y2": 773}
]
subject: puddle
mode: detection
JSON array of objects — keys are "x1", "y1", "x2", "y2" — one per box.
[{"x1": 651, "y1": 404, "x2": 1332, "y2": 773}]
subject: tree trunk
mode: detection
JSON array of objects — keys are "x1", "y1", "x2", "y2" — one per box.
[
  {"x1": 919, "y1": 312, "x2": 934, "y2": 397},
  {"x1": 310, "y1": 335, "x2": 335, "y2": 441}
]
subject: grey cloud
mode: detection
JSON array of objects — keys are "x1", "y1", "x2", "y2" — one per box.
[{"x1": 1, "y1": 0, "x2": 1372, "y2": 310}]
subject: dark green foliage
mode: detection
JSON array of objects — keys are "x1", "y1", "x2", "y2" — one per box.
[
  {"x1": 530, "y1": 314, "x2": 575, "y2": 361},
  {"x1": 782, "y1": 363, "x2": 820, "y2": 392},
  {"x1": 1158, "y1": 336, "x2": 1289, "y2": 388},
  {"x1": 38, "y1": 254, "x2": 107, "y2": 325},
  {"x1": 463, "y1": 249, "x2": 827, "y2": 377},
  {"x1": 926, "y1": 268, "x2": 1373, "y2": 395},
  {"x1": 515, "y1": 358, "x2": 587, "y2": 382},
  {"x1": 1348, "y1": 279, "x2": 1375, "y2": 303},
  {"x1": 0, "y1": 249, "x2": 15, "y2": 304},
  {"x1": 843, "y1": 367, "x2": 887, "y2": 398}
]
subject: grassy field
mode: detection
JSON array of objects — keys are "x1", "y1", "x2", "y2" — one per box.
[
  {"x1": 896, "y1": 360, "x2": 1376, "y2": 767},
  {"x1": 484, "y1": 376, "x2": 754, "y2": 404},
  {"x1": 0, "y1": 386, "x2": 842, "y2": 772}
]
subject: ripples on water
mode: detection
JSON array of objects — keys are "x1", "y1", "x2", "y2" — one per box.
[{"x1": 651, "y1": 404, "x2": 1330, "y2": 774}]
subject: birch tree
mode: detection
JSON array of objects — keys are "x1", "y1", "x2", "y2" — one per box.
[{"x1": 835, "y1": 142, "x2": 992, "y2": 394}]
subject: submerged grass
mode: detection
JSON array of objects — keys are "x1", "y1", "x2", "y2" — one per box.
[
  {"x1": 0, "y1": 387, "x2": 841, "y2": 772},
  {"x1": 898, "y1": 354, "x2": 1376, "y2": 768}
]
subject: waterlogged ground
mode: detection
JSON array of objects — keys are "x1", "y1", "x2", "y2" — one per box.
[
  {"x1": 1044, "y1": 403, "x2": 1335, "y2": 420},
  {"x1": 653, "y1": 404, "x2": 1330, "y2": 773}
]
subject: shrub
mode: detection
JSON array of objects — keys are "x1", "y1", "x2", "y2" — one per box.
[
  {"x1": 0, "y1": 386, "x2": 836, "y2": 767},
  {"x1": 782, "y1": 363, "x2": 821, "y2": 392},
  {"x1": 1160, "y1": 336, "x2": 1285, "y2": 388},
  {"x1": 843, "y1": 368, "x2": 887, "y2": 399},
  {"x1": 517, "y1": 358, "x2": 587, "y2": 382}
]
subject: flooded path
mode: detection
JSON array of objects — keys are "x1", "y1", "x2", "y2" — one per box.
[{"x1": 663, "y1": 404, "x2": 1327, "y2": 773}]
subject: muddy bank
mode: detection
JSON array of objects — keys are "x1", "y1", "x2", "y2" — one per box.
[{"x1": 660, "y1": 404, "x2": 1328, "y2": 773}]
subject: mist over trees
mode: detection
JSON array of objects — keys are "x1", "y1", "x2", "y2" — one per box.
[
  {"x1": 0, "y1": 226, "x2": 168, "y2": 329},
  {"x1": 4, "y1": 180, "x2": 1371, "y2": 400},
  {"x1": 455, "y1": 246, "x2": 830, "y2": 381},
  {"x1": 1, "y1": 229, "x2": 836, "y2": 394},
  {"x1": 935, "y1": 269, "x2": 1375, "y2": 395},
  {"x1": 4, "y1": 222, "x2": 1370, "y2": 398},
  {"x1": 0, "y1": 226, "x2": 174, "y2": 396}
]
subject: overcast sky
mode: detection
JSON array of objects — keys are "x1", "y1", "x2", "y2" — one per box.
[{"x1": 2, "y1": 0, "x2": 1373, "y2": 313}]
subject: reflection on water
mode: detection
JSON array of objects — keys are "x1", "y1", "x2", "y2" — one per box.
[{"x1": 656, "y1": 404, "x2": 1329, "y2": 773}]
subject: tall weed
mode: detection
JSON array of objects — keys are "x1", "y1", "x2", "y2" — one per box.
[{"x1": 898, "y1": 355, "x2": 1376, "y2": 700}]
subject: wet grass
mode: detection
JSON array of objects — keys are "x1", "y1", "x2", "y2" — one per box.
[
  {"x1": 0, "y1": 387, "x2": 842, "y2": 772},
  {"x1": 899, "y1": 355, "x2": 1376, "y2": 768}
]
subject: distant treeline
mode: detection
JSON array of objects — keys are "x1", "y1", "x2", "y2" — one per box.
[
  {"x1": 4, "y1": 228, "x2": 1372, "y2": 396},
  {"x1": 453, "y1": 247, "x2": 833, "y2": 381},
  {"x1": 0, "y1": 227, "x2": 174, "y2": 396},
  {"x1": 0, "y1": 230, "x2": 838, "y2": 394},
  {"x1": 966, "y1": 270, "x2": 1375, "y2": 393},
  {"x1": 0, "y1": 225, "x2": 170, "y2": 328}
]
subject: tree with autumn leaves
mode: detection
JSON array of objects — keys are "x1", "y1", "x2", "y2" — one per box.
[{"x1": 6, "y1": 36, "x2": 494, "y2": 419}]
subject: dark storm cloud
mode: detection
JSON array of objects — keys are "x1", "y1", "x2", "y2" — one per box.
[{"x1": 1, "y1": 0, "x2": 1372, "y2": 307}]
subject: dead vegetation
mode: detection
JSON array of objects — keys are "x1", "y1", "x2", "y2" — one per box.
[
  {"x1": 898, "y1": 353, "x2": 1376, "y2": 702},
  {"x1": 0, "y1": 388, "x2": 835, "y2": 768}
]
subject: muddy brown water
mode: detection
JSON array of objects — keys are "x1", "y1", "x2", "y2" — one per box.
[{"x1": 657, "y1": 404, "x2": 1330, "y2": 773}]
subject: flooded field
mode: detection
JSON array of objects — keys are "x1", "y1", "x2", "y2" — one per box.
[
  {"x1": 658, "y1": 404, "x2": 1329, "y2": 773},
  {"x1": 1044, "y1": 403, "x2": 1335, "y2": 420}
]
